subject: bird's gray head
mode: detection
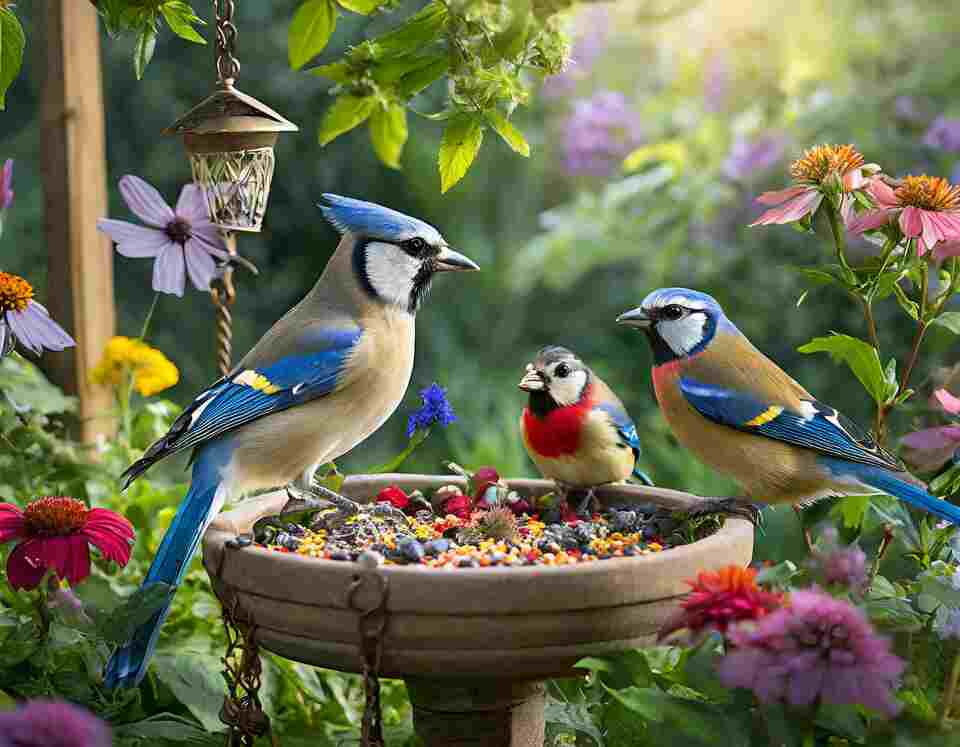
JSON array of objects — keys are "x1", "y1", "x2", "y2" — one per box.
[
  {"x1": 519, "y1": 345, "x2": 591, "y2": 413},
  {"x1": 616, "y1": 288, "x2": 727, "y2": 364},
  {"x1": 320, "y1": 194, "x2": 479, "y2": 313}
]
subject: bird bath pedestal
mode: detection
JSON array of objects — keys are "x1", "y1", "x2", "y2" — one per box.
[{"x1": 202, "y1": 475, "x2": 754, "y2": 746}]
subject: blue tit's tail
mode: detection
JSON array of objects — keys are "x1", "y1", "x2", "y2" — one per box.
[
  {"x1": 632, "y1": 466, "x2": 654, "y2": 487},
  {"x1": 104, "y1": 440, "x2": 233, "y2": 689},
  {"x1": 826, "y1": 459, "x2": 960, "y2": 525}
]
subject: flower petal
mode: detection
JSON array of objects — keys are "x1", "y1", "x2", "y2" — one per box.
[
  {"x1": 750, "y1": 190, "x2": 823, "y2": 226},
  {"x1": 83, "y1": 509, "x2": 134, "y2": 566},
  {"x1": 23, "y1": 535, "x2": 91, "y2": 585},
  {"x1": 97, "y1": 219, "x2": 170, "y2": 258},
  {"x1": 901, "y1": 425, "x2": 960, "y2": 450},
  {"x1": 934, "y1": 388, "x2": 960, "y2": 415},
  {"x1": 846, "y1": 209, "x2": 890, "y2": 234},
  {"x1": 842, "y1": 168, "x2": 865, "y2": 191},
  {"x1": 933, "y1": 240, "x2": 960, "y2": 261},
  {"x1": 900, "y1": 206, "x2": 924, "y2": 238},
  {"x1": 6, "y1": 302, "x2": 75, "y2": 355},
  {"x1": 867, "y1": 179, "x2": 899, "y2": 208},
  {"x1": 0, "y1": 503, "x2": 25, "y2": 544},
  {"x1": 920, "y1": 211, "x2": 946, "y2": 253},
  {"x1": 152, "y1": 246, "x2": 187, "y2": 297},
  {"x1": 118, "y1": 175, "x2": 175, "y2": 228},
  {"x1": 175, "y1": 183, "x2": 211, "y2": 224},
  {"x1": 754, "y1": 185, "x2": 810, "y2": 206},
  {"x1": 189, "y1": 221, "x2": 228, "y2": 256},
  {"x1": 6, "y1": 540, "x2": 48, "y2": 590},
  {"x1": 184, "y1": 240, "x2": 218, "y2": 291}
]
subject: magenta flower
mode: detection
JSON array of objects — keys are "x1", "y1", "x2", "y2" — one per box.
[
  {"x1": 750, "y1": 144, "x2": 877, "y2": 227},
  {"x1": 847, "y1": 176, "x2": 960, "y2": 256},
  {"x1": 718, "y1": 590, "x2": 904, "y2": 717},
  {"x1": 97, "y1": 175, "x2": 228, "y2": 297},
  {"x1": 0, "y1": 271, "x2": 75, "y2": 358},
  {"x1": 0, "y1": 497, "x2": 134, "y2": 589},
  {"x1": 809, "y1": 528, "x2": 867, "y2": 593},
  {"x1": 1, "y1": 158, "x2": 13, "y2": 210},
  {"x1": 0, "y1": 699, "x2": 111, "y2": 747}
]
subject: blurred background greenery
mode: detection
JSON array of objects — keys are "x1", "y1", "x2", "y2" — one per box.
[{"x1": 3, "y1": 0, "x2": 960, "y2": 561}]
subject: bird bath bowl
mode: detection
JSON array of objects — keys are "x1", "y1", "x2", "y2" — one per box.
[{"x1": 202, "y1": 474, "x2": 754, "y2": 746}]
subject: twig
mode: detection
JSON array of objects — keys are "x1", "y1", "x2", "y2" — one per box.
[{"x1": 940, "y1": 648, "x2": 960, "y2": 726}]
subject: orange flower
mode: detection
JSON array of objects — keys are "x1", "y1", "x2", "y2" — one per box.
[{"x1": 658, "y1": 565, "x2": 784, "y2": 642}]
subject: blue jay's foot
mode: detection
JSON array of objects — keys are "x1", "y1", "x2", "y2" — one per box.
[
  {"x1": 689, "y1": 498, "x2": 764, "y2": 527},
  {"x1": 573, "y1": 488, "x2": 599, "y2": 518},
  {"x1": 283, "y1": 485, "x2": 334, "y2": 512}
]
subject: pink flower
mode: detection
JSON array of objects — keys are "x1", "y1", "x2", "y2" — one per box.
[
  {"x1": 933, "y1": 388, "x2": 960, "y2": 415},
  {"x1": 97, "y1": 175, "x2": 228, "y2": 297},
  {"x1": 809, "y1": 528, "x2": 867, "y2": 593},
  {"x1": 440, "y1": 492, "x2": 472, "y2": 520},
  {"x1": 0, "y1": 497, "x2": 134, "y2": 589},
  {"x1": 1, "y1": 158, "x2": 13, "y2": 210},
  {"x1": 848, "y1": 176, "x2": 960, "y2": 255},
  {"x1": 0, "y1": 699, "x2": 111, "y2": 747},
  {"x1": 718, "y1": 589, "x2": 905, "y2": 717},
  {"x1": 751, "y1": 144, "x2": 877, "y2": 227},
  {"x1": 375, "y1": 486, "x2": 410, "y2": 511}
]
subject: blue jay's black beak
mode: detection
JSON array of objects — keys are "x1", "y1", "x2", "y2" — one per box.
[
  {"x1": 434, "y1": 247, "x2": 480, "y2": 273},
  {"x1": 616, "y1": 307, "x2": 652, "y2": 328}
]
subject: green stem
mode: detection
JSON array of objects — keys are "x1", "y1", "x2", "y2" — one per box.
[
  {"x1": 940, "y1": 649, "x2": 960, "y2": 726},
  {"x1": 366, "y1": 428, "x2": 430, "y2": 474},
  {"x1": 898, "y1": 265, "x2": 930, "y2": 400},
  {"x1": 138, "y1": 292, "x2": 160, "y2": 342},
  {"x1": 825, "y1": 199, "x2": 853, "y2": 274}
]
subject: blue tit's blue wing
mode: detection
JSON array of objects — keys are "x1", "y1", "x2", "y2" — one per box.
[
  {"x1": 121, "y1": 325, "x2": 361, "y2": 487},
  {"x1": 678, "y1": 377, "x2": 903, "y2": 472},
  {"x1": 592, "y1": 402, "x2": 654, "y2": 486}
]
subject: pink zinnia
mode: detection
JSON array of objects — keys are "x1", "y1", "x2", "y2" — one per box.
[
  {"x1": 0, "y1": 698, "x2": 111, "y2": 747},
  {"x1": 0, "y1": 497, "x2": 134, "y2": 590},
  {"x1": 718, "y1": 589, "x2": 905, "y2": 717},
  {"x1": 809, "y1": 528, "x2": 867, "y2": 593},
  {"x1": 847, "y1": 175, "x2": 960, "y2": 256},
  {"x1": 751, "y1": 144, "x2": 878, "y2": 227},
  {"x1": 97, "y1": 175, "x2": 228, "y2": 297}
]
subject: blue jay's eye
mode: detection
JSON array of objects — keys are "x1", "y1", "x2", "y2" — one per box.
[
  {"x1": 662, "y1": 304, "x2": 685, "y2": 320},
  {"x1": 405, "y1": 237, "x2": 428, "y2": 255},
  {"x1": 555, "y1": 363, "x2": 571, "y2": 378}
]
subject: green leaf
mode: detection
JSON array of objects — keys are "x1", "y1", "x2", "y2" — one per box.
[
  {"x1": 369, "y1": 103, "x2": 408, "y2": 169},
  {"x1": 0, "y1": 8, "x2": 25, "y2": 110},
  {"x1": 98, "y1": 583, "x2": 174, "y2": 644},
  {"x1": 308, "y1": 61, "x2": 352, "y2": 83},
  {"x1": 133, "y1": 25, "x2": 158, "y2": 81},
  {"x1": 113, "y1": 714, "x2": 217, "y2": 743},
  {"x1": 932, "y1": 311, "x2": 960, "y2": 334},
  {"x1": 0, "y1": 354, "x2": 77, "y2": 415},
  {"x1": 336, "y1": 0, "x2": 382, "y2": 14},
  {"x1": 160, "y1": 1, "x2": 206, "y2": 44},
  {"x1": 798, "y1": 333, "x2": 887, "y2": 405},
  {"x1": 371, "y1": 1, "x2": 448, "y2": 59},
  {"x1": 288, "y1": 0, "x2": 337, "y2": 71},
  {"x1": 318, "y1": 94, "x2": 376, "y2": 146},
  {"x1": 893, "y1": 283, "x2": 920, "y2": 320},
  {"x1": 485, "y1": 110, "x2": 530, "y2": 157},
  {"x1": 754, "y1": 560, "x2": 799, "y2": 590},
  {"x1": 396, "y1": 56, "x2": 449, "y2": 97},
  {"x1": 883, "y1": 357, "x2": 898, "y2": 402},
  {"x1": 439, "y1": 115, "x2": 483, "y2": 193},
  {"x1": 152, "y1": 652, "x2": 228, "y2": 733}
]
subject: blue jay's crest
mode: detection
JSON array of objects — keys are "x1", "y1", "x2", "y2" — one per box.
[
  {"x1": 320, "y1": 194, "x2": 444, "y2": 245},
  {"x1": 640, "y1": 288, "x2": 724, "y2": 316}
]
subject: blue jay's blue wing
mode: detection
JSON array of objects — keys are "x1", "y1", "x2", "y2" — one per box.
[
  {"x1": 593, "y1": 402, "x2": 654, "y2": 486},
  {"x1": 121, "y1": 326, "x2": 361, "y2": 488},
  {"x1": 678, "y1": 377, "x2": 903, "y2": 472}
]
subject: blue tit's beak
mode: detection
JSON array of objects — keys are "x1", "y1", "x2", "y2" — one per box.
[
  {"x1": 435, "y1": 247, "x2": 480, "y2": 272},
  {"x1": 518, "y1": 364, "x2": 547, "y2": 392},
  {"x1": 616, "y1": 307, "x2": 652, "y2": 328}
]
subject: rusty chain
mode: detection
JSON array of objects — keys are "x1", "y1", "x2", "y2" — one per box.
[
  {"x1": 345, "y1": 567, "x2": 391, "y2": 747},
  {"x1": 214, "y1": 0, "x2": 241, "y2": 85},
  {"x1": 220, "y1": 595, "x2": 274, "y2": 747},
  {"x1": 210, "y1": 233, "x2": 238, "y2": 376}
]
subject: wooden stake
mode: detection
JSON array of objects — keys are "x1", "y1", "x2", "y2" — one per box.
[{"x1": 39, "y1": 0, "x2": 116, "y2": 444}]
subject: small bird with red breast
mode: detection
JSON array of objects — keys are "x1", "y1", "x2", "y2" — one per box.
[{"x1": 519, "y1": 346, "x2": 653, "y2": 515}]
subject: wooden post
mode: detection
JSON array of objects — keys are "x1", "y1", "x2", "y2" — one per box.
[{"x1": 39, "y1": 0, "x2": 116, "y2": 444}]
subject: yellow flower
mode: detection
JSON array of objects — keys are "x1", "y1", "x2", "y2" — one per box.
[{"x1": 91, "y1": 336, "x2": 179, "y2": 397}]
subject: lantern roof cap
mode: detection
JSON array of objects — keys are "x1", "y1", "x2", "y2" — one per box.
[{"x1": 164, "y1": 84, "x2": 299, "y2": 136}]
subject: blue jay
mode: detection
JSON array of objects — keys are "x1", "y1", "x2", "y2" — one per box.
[
  {"x1": 519, "y1": 346, "x2": 653, "y2": 514},
  {"x1": 616, "y1": 288, "x2": 960, "y2": 524},
  {"x1": 104, "y1": 195, "x2": 479, "y2": 688}
]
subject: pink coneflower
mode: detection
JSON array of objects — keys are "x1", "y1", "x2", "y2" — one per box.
[
  {"x1": 658, "y1": 565, "x2": 784, "y2": 642},
  {"x1": 847, "y1": 175, "x2": 960, "y2": 256},
  {"x1": 0, "y1": 698, "x2": 111, "y2": 747},
  {"x1": 0, "y1": 497, "x2": 134, "y2": 590},
  {"x1": 0, "y1": 271, "x2": 75, "y2": 358},
  {"x1": 97, "y1": 175, "x2": 228, "y2": 297},
  {"x1": 718, "y1": 589, "x2": 905, "y2": 717},
  {"x1": 750, "y1": 144, "x2": 878, "y2": 226},
  {"x1": 902, "y1": 387, "x2": 960, "y2": 472}
]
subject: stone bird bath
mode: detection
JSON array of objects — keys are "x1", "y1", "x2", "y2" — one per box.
[{"x1": 203, "y1": 474, "x2": 754, "y2": 746}]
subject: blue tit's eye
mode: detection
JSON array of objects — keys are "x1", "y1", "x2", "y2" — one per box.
[
  {"x1": 555, "y1": 363, "x2": 571, "y2": 378},
  {"x1": 662, "y1": 304, "x2": 685, "y2": 320}
]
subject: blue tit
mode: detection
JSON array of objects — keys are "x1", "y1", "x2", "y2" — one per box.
[{"x1": 104, "y1": 195, "x2": 479, "y2": 688}]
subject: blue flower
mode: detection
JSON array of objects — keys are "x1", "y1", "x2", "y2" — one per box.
[{"x1": 406, "y1": 383, "x2": 457, "y2": 438}]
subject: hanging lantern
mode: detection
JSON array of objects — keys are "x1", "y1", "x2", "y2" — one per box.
[{"x1": 163, "y1": 0, "x2": 297, "y2": 233}]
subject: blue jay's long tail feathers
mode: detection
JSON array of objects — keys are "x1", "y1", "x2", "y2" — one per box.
[
  {"x1": 104, "y1": 442, "x2": 232, "y2": 689},
  {"x1": 830, "y1": 460, "x2": 960, "y2": 525},
  {"x1": 632, "y1": 466, "x2": 654, "y2": 487}
]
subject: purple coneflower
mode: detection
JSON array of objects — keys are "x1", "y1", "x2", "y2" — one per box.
[
  {"x1": 718, "y1": 589, "x2": 904, "y2": 717},
  {"x1": 97, "y1": 175, "x2": 228, "y2": 297},
  {"x1": 0, "y1": 271, "x2": 75, "y2": 357}
]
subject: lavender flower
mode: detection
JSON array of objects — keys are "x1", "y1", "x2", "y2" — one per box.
[
  {"x1": 406, "y1": 383, "x2": 457, "y2": 438},
  {"x1": 924, "y1": 115, "x2": 960, "y2": 152},
  {"x1": 895, "y1": 96, "x2": 930, "y2": 124},
  {"x1": 542, "y1": 7, "x2": 609, "y2": 99},
  {"x1": 0, "y1": 272, "x2": 75, "y2": 357},
  {"x1": 703, "y1": 52, "x2": 730, "y2": 113},
  {"x1": 722, "y1": 134, "x2": 787, "y2": 181},
  {"x1": 0, "y1": 699, "x2": 111, "y2": 747},
  {"x1": 97, "y1": 175, "x2": 228, "y2": 297},
  {"x1": 937, "y1": 608, "x2": 960, "y2": 640},
  {"x1": 563, "y1": 91, "x2": 642, "y2": 177},
  {"x1": 718, "y1": 590, "x2": 904, "y2": 717},
  {"x1": 808, "y1": 527, "x2": 868, "y2": 593},
  {"x1": 1, "y1": 159, "x2": 13, "y2": 210}
]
